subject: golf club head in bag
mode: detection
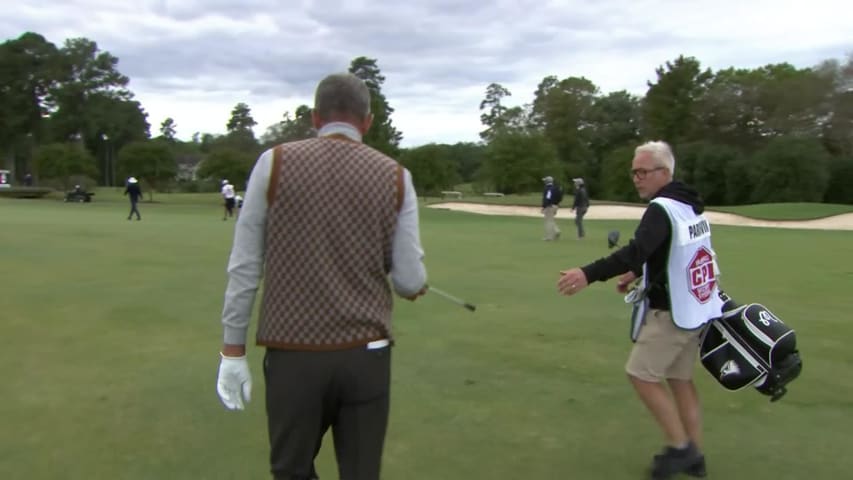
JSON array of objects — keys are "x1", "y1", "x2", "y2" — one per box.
[
  {"x1": 607, "y1": 230, "x2": 620, "y2": 249},
  {"x1": 700, "y1": 291, "x2": 802, "y2": 402}
]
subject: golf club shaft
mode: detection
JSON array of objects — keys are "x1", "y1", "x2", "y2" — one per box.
[{"x1": 428, "y1": 285, "x2": 476, "y2": 312}]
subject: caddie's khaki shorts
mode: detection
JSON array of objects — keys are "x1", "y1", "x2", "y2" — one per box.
[{"x1": 625, "y1": 309, "x2": 704, "y2": 382}]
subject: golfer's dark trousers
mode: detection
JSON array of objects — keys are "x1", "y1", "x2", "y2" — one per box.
[{"x1": 264, "y1": 343, "x2": 391, "y2": 480}]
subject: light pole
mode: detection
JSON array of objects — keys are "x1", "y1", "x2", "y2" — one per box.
[
  {"x1": 23, "y1": 132, "x2": 33, "y2": 182},
  {"x1": 101, "y1": 133, "x2": 111, "y2": 186}
]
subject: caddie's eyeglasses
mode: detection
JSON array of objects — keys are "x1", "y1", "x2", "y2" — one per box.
[{"x1": 630, "y1": 166, "x2": 666, "y2": 180}]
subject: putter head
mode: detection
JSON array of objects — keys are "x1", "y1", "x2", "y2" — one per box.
[{"x1": 607, "y1": 230, "x2": 620, "y2": 249}]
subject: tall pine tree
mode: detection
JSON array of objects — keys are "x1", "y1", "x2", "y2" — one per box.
[{"x1": 348, "y1": 57, "x2": 402, "y2": 157}]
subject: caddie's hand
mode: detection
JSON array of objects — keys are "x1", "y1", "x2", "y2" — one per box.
[
  {"x1": 403, "y1": 286, "x2": 428, "y2": 301},
  {"x1": 616, "y1": 271, "x2": 638, "y2": 294},
  {"x1": 558, "y1": 268, "x2": 588, "y2": 296},
  {"x1": 216, "y1": 352, "x2": 252, "y2": 411}
]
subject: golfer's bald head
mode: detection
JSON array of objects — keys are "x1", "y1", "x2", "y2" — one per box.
[{"x1": 313, "y1": 74, "x2": 371, "y2": 123}]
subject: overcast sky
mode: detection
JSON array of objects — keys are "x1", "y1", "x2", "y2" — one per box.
[{"x1": 2, "y1": 0, "x2": 850, "y2": 147}]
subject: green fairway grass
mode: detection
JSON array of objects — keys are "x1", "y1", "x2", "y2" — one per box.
[
  {"x1": 709, "y1": 202, "x2": 853, "y2": 220},
  {"x1": 1, "y1": 195, "x2": 851, "y2": 479}
]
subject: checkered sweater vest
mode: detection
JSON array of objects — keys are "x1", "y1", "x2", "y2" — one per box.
[{"x1": 257, "y1": 136, "x2": 404, "y2": 350}]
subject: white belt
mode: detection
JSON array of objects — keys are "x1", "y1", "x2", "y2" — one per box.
[{"x1": 366, "y1": 339, "x2": 390, "y2": 350}]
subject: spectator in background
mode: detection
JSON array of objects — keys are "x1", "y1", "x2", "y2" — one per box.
[
  {"x1": 572, "y1": 178, "x2": 590, "y2": 239},
  {"x1": 124, "y1": 177, "x2": 142, "y2": 221},
  {"x1": 221, "y1": 179, "x2": 237, "y2": 220},
  {"x1": 541, "y1": 176, "x2": 562, "y2": 241}
]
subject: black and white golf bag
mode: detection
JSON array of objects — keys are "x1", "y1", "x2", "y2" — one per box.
[{"x1": 699, "y1": 292, "x2": 802, "y2": 401}]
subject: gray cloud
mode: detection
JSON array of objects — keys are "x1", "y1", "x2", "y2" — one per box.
[{"x1": 2, "y1": 0, "x2": 850, "y2": 145}]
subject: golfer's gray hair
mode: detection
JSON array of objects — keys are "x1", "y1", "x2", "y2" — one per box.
[
  {"x1": 635, "y1": 141, "x2": 676, "y2": 176},
  {"x1": 314, "y1": 73, "x2": 371, "y2": 121}
]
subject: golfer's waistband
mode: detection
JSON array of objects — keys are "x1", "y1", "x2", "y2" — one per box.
[{"x1": 259, "y1": 337, "x2": 391, "y2": 352}]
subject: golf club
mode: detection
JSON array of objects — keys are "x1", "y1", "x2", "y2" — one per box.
[{"x1": 428, "y1": 285, "x2": 476, "y2": 312}]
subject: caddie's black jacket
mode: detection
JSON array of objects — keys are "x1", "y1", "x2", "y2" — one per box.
[{"x1": 581, "y1": 181, "x2": 705, "y2": 310}]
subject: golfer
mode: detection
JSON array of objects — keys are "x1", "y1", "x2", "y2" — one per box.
[{"x1": 215, "y1": 73, "x2": 428, "y2": 480}]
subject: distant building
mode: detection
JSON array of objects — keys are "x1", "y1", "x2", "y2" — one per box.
[
  {"x1": 0, "y1": 169, "x2": 11, "y2": 188},
  {"x1": 175, "y1": 153, "x2": 203, "y2": 181}
]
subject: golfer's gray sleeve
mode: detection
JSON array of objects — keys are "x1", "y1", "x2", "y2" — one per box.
[
  {"x1": 221, "y1": 150, "x2": 272, "y2": 345},
  {"x1": 391, "y1": 169, "x2": 427, "y2": 296}
]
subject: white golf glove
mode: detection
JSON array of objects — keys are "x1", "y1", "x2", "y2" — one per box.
[{"x1": 216, "y1": 353, "x2": 252, "y2": 411}]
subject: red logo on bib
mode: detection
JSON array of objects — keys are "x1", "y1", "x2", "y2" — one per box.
[{"x1": 688, "y1": 246, "x2": 716, "y2": 303}]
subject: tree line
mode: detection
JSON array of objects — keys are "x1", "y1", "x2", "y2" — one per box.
[
  {"x1": 456, "y1": 55, "x2": 853, "y2": 205},
  {"x1": 0, "y1": 32, "x2": 401, "y2": 196},
  {"x1": 2, "y1": 31, "x2": 851, "y2": 204}
]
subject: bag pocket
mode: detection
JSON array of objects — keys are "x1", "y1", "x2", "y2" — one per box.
[{"x1": 700, "y1": 321, "x2": 767, "y2": 391}]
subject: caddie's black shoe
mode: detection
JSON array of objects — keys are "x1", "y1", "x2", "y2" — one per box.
[
  {"x1": 650, "y1": 442, "x2": 704, "y2": 479},
  {"x1": 686, "y1": 456, "x2": 707, "y2": 477},
  {"x1": 653, "y1": 453, "x2": 706, "y2": 477}
]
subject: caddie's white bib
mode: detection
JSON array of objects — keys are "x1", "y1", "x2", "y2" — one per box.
[{"x1": 644, "y1": 197, "x2": 723, "y2": 330}]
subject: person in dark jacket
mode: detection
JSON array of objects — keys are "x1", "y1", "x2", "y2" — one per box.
[
  {"x1": 571, "y1": 178, "x2": 590, "y2": 238},
  {"x1": 124, "y1": 177, "x2": 142, "y2": 221},
  {"x1": 556, "y1": 141, "x2": 725, "y2": 479}
]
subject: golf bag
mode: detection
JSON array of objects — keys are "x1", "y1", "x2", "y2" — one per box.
[{"x1": 699, "y1": 292, "x2": 802, "y2": 401}]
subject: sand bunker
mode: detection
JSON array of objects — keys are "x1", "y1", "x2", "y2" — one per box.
[{"x1": 428, "y1": 203, "x2": 853, "y2": 231}]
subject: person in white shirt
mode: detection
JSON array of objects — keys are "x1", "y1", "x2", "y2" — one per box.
[{"x1": 221, "y1": 179, "x2": 237, "y2": 220}]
